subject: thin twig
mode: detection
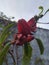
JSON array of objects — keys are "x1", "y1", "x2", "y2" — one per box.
[
  {"x1": 16, "y1": 45, "x2": 18, "y2": 65},
  {"x1": 8, "y1": 50, "x2": 16, "y2": 65},
  {"x1": 13, "y1": 44, "x2": 18, "y2": 65}
]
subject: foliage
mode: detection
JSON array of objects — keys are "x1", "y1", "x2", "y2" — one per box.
[
  {"x1": 0, "y1": 43, "x2": 11, "y2": 65},
  {"x1": 0, "y1": 23, "x2": 14, "y2": 65},
  {"x1": 35, "y1": 38, "x2": 44, "y2": 54},
  {"x1": 0, "y1": 12, "x2": 14, "y2": 20},
  {"x1": 0, "y1": 23, "x2": 14, "y2": 45},
  {"x1": 22, "y1": 43, "x2": 32, "y2": 65}
]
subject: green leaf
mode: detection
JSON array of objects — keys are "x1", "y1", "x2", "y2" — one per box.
[
  {"x1": 22, "y1": 43, "x2": 32, "y2": 65},
  {"x1": 35, "y1": 38, "x2": 44, "y2": 54},
  {"x1": 0, "y1": 32, "x2": 10, "y2": 48},
  {"x1": 0, "y1": 42, "x2": 11, "y2": 65},
  {"x1": 0, "y1": 23, "x2": 14, "y2": 46}
]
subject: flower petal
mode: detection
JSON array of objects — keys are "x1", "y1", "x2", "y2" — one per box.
[
  {"x1": 17, "y1": 19, "x2": 31, "y2": 35},
  {"x1": 26, "y1": 34, "x2": 34, "y2": 42},
  {"x1": 28, "y1": 18, "x2": 36, "y2": 32}
]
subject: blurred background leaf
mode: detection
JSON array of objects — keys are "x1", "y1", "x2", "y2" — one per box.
[
  {"x1": 0, "y1": 42, "x2": 11, "y2": 65},
  {"x1": 0, "y1": 23, "x2": 14, "y2": 47}
]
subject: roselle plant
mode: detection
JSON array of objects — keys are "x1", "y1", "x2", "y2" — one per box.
[{"x1": 0, "y1": 6, "x2": 49, "y2": 65}]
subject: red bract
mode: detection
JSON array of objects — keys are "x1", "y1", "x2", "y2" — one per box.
[
  {"x1": 17, "y1": 19, "x2": 31, "y2": 35},
  {"x1": 28, "y1": 17, "x2": 36, "y2": 32},
  {"x1": 12, "y1": 33, "x2": 34, "y2": 45},
  {"x1": 11, "y1": 18, "x2": 36, "y2": 45}
]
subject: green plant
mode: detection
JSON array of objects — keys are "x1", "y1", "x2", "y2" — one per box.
[
  {"x1": 0, "y1": 23, "x2": 14, "y2": 65},
  {"x1": 0, "y1": 6, "x2": 49, "y2": 65}
]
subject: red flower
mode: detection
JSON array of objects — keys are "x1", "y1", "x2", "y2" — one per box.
[
  {"x1": 11, "y1": 18, "x2": 36, "y2": 45},
  {"x1": 17, "y1": 19, "x2": 31, "y2": 35}
]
